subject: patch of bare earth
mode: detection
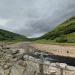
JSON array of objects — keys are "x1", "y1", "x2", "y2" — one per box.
[
  {"x1": 30, "y1": 44, "x2": 75, "y2": 58},
  {"x1": 0, "y1": 42, "x2": 74, "y2": 75}
]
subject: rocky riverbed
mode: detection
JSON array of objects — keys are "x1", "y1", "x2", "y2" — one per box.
[{"x1": 0, "y1": 43, "x2": 75, "y2": 75}]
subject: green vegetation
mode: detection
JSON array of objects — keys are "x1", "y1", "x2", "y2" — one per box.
[
  {"x1": 34, "y1": 17, "x2": 75, "y2": 45},
  {"x1": 1, "y1": 16, "x2": 75, "y2": 45},
  {"x1": 0, "y1": 29, "x2": 29, "y2": 43},
  {"x1": 34, "y1": 39, "x2": 75, "y2": 46}
]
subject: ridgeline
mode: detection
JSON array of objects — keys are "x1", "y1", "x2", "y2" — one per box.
[
  {"x1": 0, "y1": 29, "x2": 28, "y2": 42},
  {"x1": 35, "y1": 17, "x2": 75, "y2": 43}
]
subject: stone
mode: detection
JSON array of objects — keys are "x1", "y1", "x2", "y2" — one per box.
[
  {"x1": 23, "y1": 55, "x2": 29, "y2": 60},
  {"x1": 18, "y1": 48, "x2": 25, "y2": 54},
  {"x1": 44, "y1": 60, "x2": 50, "y2": 65},
  {"x1": 50, "y1": 63, "x2": 57, "y2": 67},
  {"x1": 0, "y1": 67, "x2": 5, "y2": 75},
  {"x1": 3, "y1": 65, "x2": 9, "y2": 70},
  {"x1": 56, "y1": 63, "x2": 67, "y2": 69},
  {"x1": 66, "y1": 66, "x2": 75, "y2": 71},
  {"x1": 11, "y1": 49, "x2": 19, "y2": 55},
  {"x1": 59, "y1": 63, "x2": 67, "y2": 69},
  {"x1": 10, "y1": 63, "x2": 25, "y2": 75},
  {"x1": 18, "y1": 60, "x2": 27, "y2": 67}
]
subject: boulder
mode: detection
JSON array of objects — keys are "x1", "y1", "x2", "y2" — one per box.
[
  {"x1": 18, "y1": 49, "x2": 25, "y2": 54},
  {"x1": 56, "y1": 63, "x2": 67, "y2": 69},
  {"x1": 10, "y1": 64, "x2": 24, "y2": 75},
  {"x1": 11, "y1": 49, "x2": 19, "y2": 55},
  {"x1": 66, "y1": 66, "x2": 75, "y2": 71},
  {"x1": 0, "y1": 67, "x2": 5, "y2": 75}
]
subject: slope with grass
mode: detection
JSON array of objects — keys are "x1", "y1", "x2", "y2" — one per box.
[
  {"x1": 36, "y1": 17, "x2": 75, "y2": 44},
  {"x1": 0, "y1": 29, "x2": 28, "y2": 42}
]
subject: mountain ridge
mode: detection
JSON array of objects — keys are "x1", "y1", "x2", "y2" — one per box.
[
  {"x1": 37, "y1": 16, "x2": 75, "y2": 43},
  {"x1": 0, "y1": 29, "x2": 28, "y2": 42}
]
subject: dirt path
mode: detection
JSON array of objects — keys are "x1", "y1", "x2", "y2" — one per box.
[
  {"x1": 0, "y1": 42, "x2": 75, "y2": 75},
  {"x1": 7, "y1": 42, "x2": 75, "y2": 58},
  {"x1": 30, "y1": 44, "x2": 75, "y2": 58},
  {"x1": 7, "y1": 42, "x2": 30, "y2": 49}
]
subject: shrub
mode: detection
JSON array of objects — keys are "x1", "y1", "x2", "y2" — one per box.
[
  {"x1": 56, "y1": 36, "x2": 67, "y2": 43},
  {"x1": 67, "y1": 39, "x2": 75, "y2": 43}
]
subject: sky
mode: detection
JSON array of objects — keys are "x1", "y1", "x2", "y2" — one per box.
[{"x1": 0, "y1": 0, "x2": 75, "y2": 38}]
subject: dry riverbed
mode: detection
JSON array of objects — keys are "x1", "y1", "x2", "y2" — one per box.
[
  {"x1": 31, "y1": 43, "x2": 75, "y2": 58},
  {"x1": 0, "y1": 42, "x2": 75, "y2": 75}
]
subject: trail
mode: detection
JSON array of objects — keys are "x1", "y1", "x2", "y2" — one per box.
[
  {"x1": 30, "y1": 43, "x2": 75, "y2": 58},
  {"x1": 8, "y1": 42, "x2": 75, "y2": 66},
  {"x1": 0, "y1": 42, "x2": 74, "y2": 75}
]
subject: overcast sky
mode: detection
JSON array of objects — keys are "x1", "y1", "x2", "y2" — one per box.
[{"x1": 0, "y1": 0, "x2": 75, "y2": 38}]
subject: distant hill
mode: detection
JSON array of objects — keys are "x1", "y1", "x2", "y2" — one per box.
[
  {"x1": 0, "y1": 29, "x2": 28, "y2": 42},
  {"x1": 38, "y1": 17, "x2": 75, "y2": 43}
]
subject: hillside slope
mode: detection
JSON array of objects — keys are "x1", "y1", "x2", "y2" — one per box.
[
  {"x1": 39, "y1": 17, "x2": 75, "y2": 43},
  {"x1": 0, "y1": 29, "x2": 28, "y2": 42}
]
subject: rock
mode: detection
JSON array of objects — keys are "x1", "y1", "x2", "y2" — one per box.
[
  {"x1": 5, "y1": 54, "x2": 12, "y2": 60},
  {"x1": 46, "y1": 66, "x2": 57, "y2": 74},
  {"x1": 44, "y1": 60, "x2": 50, "y2": 65},
  {"x1": 18, "y1": 49, "x2": 25, "y2": 54},
  {"x1": 23, "y1": 55, "x2": 29, "y2": 60},
  {"x1": 6, "y1": 47, "x2": 10, "y2": 49},
  {"x1": 3, "y1": 65, "x2": 9, "y2": 70},
  {"x1": 0, "y1": 46, "x2": 75, "y2": 75},
  {"x1": 0, "y1": 67, "x2": 5, "y2": 75},
  {"x1": 3, "y1": 63, "x2": 12, "y2": 70},
  {"x1": 17, "y1": 54, "x2": 24, "y2": 60},
  {"x1": 11, "y1": 49, "x2": 19, "y2": 55},
  {"x1": 59, "y1": 63, "x2": 67, "y2": 69},
  {"x1": 0, "y1": 46, "x2": 2, "y2": 49},
  {"x1": 6, "y1": 49, "x2": 12, "y2": 54},
  {"x1": 50, "y1": 63, "x2": 57, "y2": 67},
  {"x1": 4, "y1": 69, "x2": 10, "y2": 75},
  {"x1": 29, "y1": 56, "x2": 35, "y2": 61},
  {"x1": 23, "y1": 61, "x2": 39, "y2": 75},
  {"x1": 66, "y1": 66, "x2": 75, "y2": 71},
  {"x1": 56, "y1": 63, "x2": 67, "y2": 69},
  {"x1": 11, "y1": 57, "x2": 17, "y2": 62},
  {"x1": 18, "y1": 60, "x2": 27, "y2": 67},
  {"x1": 10, "y1": 63, "x2": 25, "y2": 75}
]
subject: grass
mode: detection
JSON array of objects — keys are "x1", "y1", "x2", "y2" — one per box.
[
  {"x1": 34, "y1": 39, "x2": 75, "y2": 46},
  {"x1": 0, "y1": 39, "x2": 27, "y2": 45},
  {"x1": 0, "y1": 29, "x2": 28, "y2": 42},
  {"x1": 34, "y1": 17, "x2": 75, "y2": 46},
  {"x1": 65, "y1": 32, "x2": 75, "y2": 39},
  {"x1": 39, "y1": 17, "x2": 75, "y2": 41}
]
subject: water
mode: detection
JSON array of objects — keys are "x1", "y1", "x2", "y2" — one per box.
[{"x1": 25, "y1": 50, "x2": 75, "y2": 66}]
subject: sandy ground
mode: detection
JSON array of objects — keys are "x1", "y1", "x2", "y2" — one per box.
[
  {"x1": 7, "y1": 42, "x2": 75, "y2": 58},
  {"x1": 30, "y1": 44, "x2": 75, "y2": 58},
  {"x1": 0, "y1": 42, "x2": 75, "y2": 75}
]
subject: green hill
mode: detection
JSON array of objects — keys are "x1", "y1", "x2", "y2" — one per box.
[
  {"x1": 37, "y1": 17, "x2": 75, "y2": 43},
  {"x1": 0, "y1": 29, "x2": 28, "y2": 42}
]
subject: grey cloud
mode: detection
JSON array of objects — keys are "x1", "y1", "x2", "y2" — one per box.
[{"x1": 0, "y1": 0, "x2": 75, "y2": 38}]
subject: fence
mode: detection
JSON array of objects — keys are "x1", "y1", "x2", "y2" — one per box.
[
  {"x1": 24, "y1": 54, "x2": 75, "y2": 75},
  {"x1": 20, "y1": 44, "x2": 75, "y2": 75}
]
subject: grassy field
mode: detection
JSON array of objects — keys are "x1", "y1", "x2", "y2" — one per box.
[
  {"x1": 34, "y1": 39, "x2": 75, "y2": 46},
  {"x1": 0, "y1": 29, "x2": 29, "y2": 45},
  {"x1": 0, "y1": 40, "x2": 27, "y2": 45}
]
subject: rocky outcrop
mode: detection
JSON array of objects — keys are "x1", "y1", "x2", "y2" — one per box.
[{"x1": 0, "y1": 46, "x2": 75, "y2": 75}]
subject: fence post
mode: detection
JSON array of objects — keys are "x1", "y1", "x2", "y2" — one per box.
[
  {"x1": 60, "y1": 68, "x2": 63, "y2": 75},
  {"x1": 39, "y1": 63, "x2": 43, "y2": 75},
  {"x1": 39, "y1": 53, "x2": 44, "y2": 75}
]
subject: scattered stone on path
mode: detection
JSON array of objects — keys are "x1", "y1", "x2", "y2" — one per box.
[{"x1": 0, "y1": 44, "x2": 75, "y2": 75}]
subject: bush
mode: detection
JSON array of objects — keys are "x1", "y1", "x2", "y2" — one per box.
[
  {"x1": 67, "y1": 39, "x2": 75, "y2": 43},
  {"x1": 56, "y1": 36, "x2": 67, "y2": 43}
]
